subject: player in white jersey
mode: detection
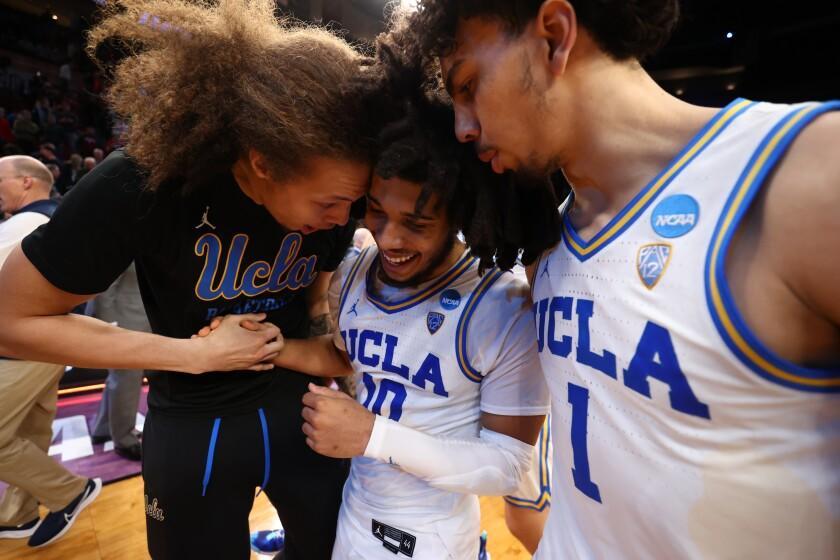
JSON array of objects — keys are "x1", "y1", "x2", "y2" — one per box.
[
  {"x1": 248, "y1": 92, "x2": 549, "y2": 559},
  {"x1": 386, "y1": 0, "x2": 840, "y2": 557}
]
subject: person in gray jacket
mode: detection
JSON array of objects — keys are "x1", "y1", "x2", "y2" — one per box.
[{"x1": 89, "y1": 262, "x2": 149, "y2": 460}]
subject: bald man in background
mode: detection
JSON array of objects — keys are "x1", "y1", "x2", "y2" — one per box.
[{"x1": 0, "y1": 155, "x2": 101, "y2": 548}]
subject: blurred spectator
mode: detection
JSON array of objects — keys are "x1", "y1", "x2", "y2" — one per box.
[
  {"x1": 92, "y1": 147, "x2": 104, "y2": 164},
  {"x1": 42, "y1": 114, "x2": 64, "y2": 151},
  {"x1": 58, "y1": 59, "x2": 72, "y2": 91},
  {"x1": 32, "y1": 98, "x2": 50, "y2": 128},
  {"x1": 77, "y1": 126, "x2": 97, "y2": 157},
  {"x1": 0, "y1": 109, "x2": 13, "y2": 145},
  {"x1": 344, "y1": 227, "x2": 374, "y2": 260},
  {"x1": 57, "y1": 153, "x2": 82, "y2": 194},
  {"x1": 88, "y1": 262, "x2": 149, "y2": 461},
  {"x1": 12, "y1": 110, "x2": 38, "y2": 153},
  {"x1": 77, "y1": 156, "x2": 96, "y2": 182},
  {"x1": 38, "y1": 143, "x2": 59, "y2": 167}
]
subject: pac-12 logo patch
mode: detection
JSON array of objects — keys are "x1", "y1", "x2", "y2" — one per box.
[
  {"x1": 440, "y1": 289, "x2": 461, "y2": 310},
  {"x1": 651, "y1": 194, "x2": 699, "y2": 238},
  {"x1": 426, "y1": 312, "x2": 445, "y2": 335},
  {"x1": 637, "y1": 243, "x2": 672, "y2": 289}
]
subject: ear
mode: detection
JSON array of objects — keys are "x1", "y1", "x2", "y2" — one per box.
[
  {"x1": 248, "y1": 149, "x2": 272, "y2": 180},
  {"x1": 535, "y1": 0, "x2": 577, "y2": 76},
  {"x1": 21, "y1": 176, "x2": 33, "y2": 191}
]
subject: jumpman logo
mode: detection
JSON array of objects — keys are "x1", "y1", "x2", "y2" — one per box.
[
  {"x1": 374, "y1": 526, "x2": 383, "y2": 537},
  {"x1": 540, "y1": 259, "x2": 550, "y2": 278},
  {"x1": 348, "y1": 298, "x2": 359, "y2": 317},
  {"x1": 195, "y1": 206, "x2": 216, "y2": 230}
]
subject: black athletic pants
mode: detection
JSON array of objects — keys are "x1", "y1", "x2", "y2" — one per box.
[{"x1": 142, "y1": 389, "x2": 349, "y2": 559}]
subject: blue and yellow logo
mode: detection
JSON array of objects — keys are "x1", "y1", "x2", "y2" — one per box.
[{"x1": 637, "y1": 243, "x2": 672, "y2": 290}]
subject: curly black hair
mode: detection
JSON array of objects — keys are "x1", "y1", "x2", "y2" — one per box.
[
  {"x1": 392, "y1": 0, "x2": 680, "y2": 64},
  {"x1": 353, "y1": 44, "x2": 563, "y2": 272}
]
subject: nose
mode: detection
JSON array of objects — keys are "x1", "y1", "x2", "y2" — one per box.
[
  {"x1": 375, "y1": 220, "x2": 403, "y2": 250},
  {"x1": 328, "y1": 202, "x2": 352, "y2": 227},
  {"x1": 454, "y1": 105, "x2": 480, "y2": 144}
]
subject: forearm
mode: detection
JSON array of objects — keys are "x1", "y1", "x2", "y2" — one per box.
[
  {"x1": 363, "y1": 416, "x2": 534, "y2": 496},
  {"x1": 0, "y1": 312, "x2": 202, "y2": 372},
  {"x1": 273, "y1": 335, "x2": 353, "y2": 377}
]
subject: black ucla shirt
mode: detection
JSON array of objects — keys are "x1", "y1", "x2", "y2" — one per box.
[{"x1": 22, "y1": 150, "x2": 353, "y2": 415}]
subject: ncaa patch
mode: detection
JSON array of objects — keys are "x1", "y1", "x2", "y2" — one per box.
[
  {"x1": 426, "y1": 312, "x2": 445, "y2": 335},
  {"x1": 440, "y1": 289, "x2": 461, "y2": 310},
  {"x1": 637, "y1": 243, "x2": 672, "y2": 289},
  {"x1": 651, "y1": 194, "x2": 699, "y2": 238},
  {"x1": 372, "y1": 519, "x2": 416, "y2": 557}
]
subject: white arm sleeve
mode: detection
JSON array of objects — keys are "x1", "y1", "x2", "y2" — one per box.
[{"x1": 363, "y1": 415, "x2": 535, "y2": 496}]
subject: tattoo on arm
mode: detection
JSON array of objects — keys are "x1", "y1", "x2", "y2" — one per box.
[{"x1": 309, "y1": 313, "x2": 332, "y2": 337}]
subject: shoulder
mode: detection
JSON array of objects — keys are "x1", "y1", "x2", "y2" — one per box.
[
  {"x1": 465, "y1": 269, "x2": 532, "y2": 335},
  {"x1": 754, "y1": 106, "x2": 840, "y2": 312},
  {"x1": 761, "y1": 109, "x2": 840, "y2": 238}
]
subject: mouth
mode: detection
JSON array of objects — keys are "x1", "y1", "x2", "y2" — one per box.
[
  {"x1": 380, "y1": 251, "x2": 419, "y2": 276},
  {"x1": 478, "y1": 149, "x2": 497, "y2": 164}
]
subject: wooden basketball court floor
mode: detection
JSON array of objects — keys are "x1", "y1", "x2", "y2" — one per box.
[{"x1": 0, "y1": 476, "x2": 531, "y2": 559}]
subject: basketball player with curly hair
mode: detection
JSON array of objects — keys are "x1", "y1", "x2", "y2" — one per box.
[{"x1": 0, "y1": 1, "x2": 376, "y2": 558}]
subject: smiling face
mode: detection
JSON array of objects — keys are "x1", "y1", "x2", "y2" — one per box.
[
  {"x1": 364, "y1": 175, "x2": 461, "y2": 286},
  {"x1": 441, "y1": 16, "x2": 566, "y2": 179}
]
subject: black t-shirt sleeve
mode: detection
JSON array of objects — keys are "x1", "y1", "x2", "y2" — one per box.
[
  {"x1": 21, "y1": 150, "x2": 149, "y2": 295},
  {"x1": 319, "y1": 221, "x2": 355, "y2": 272}
]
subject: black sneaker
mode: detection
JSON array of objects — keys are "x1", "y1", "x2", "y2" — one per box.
[
  {"x1": 27, "y1": 478, "x2": 102, "y2": 548},
  {"x1": 114, "y1": 442, "x2": 142, "y2": 461},
  {"x1": 0, "y1": 517, "x2": 41, "y2": 539}
]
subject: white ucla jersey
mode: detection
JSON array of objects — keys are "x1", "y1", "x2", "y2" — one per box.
[
  {"x1": 332, "y1": 247, "x2": 549, "y2": 557},
  {"x1": 532, "y1": 98, "x2": 840, "y2": 559}
]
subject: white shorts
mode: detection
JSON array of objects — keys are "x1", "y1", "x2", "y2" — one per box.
[
  {"x1": 331, "y1": 497, "x2": 480, "y2": 560},
  {"x1": 504, "y1": 417, "x2": 552, "y2": 511}
]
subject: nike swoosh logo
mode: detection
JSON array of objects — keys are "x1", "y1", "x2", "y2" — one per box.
[{"x1": 64, "y1": 486, "x2": 91, "y2": 524}]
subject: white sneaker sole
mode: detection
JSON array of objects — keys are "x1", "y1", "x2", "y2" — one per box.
[
  {"x1": 32, "y1": 478, "x2": 102, "y2": 549},
  {"x1": 0, "y1": 519, "x2": 41, "y2": 539}
]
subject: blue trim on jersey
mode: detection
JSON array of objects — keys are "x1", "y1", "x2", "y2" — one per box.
[
  {"x1": 365, "y1": 251, "x2": 477, "y2": 314},
  {"x1": 256, "y1": 408, "x2": 271, "y2": 496},
  {"x1": 201, "y1": 418, "x2": 221, "y2": 497},
  {"x1": 562, "y1": 98, "x2": 755, "y2": 262},
  {"x1": 505, "y1": 420, "x2": 552, "y2": 511},
  {"x1": 705, "y1": 100, "x2": 840, "y2": 393},
  {"x1": 337, "y1": 247, "x2": 371, "y2": 326},
  {"x1": 455, "y1": 269, "x2": 506, "y2": 383}
]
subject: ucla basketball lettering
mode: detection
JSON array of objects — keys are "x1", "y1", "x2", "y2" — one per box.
[
  {"x1": 533, "y1": 296, "x2": 710, "y2": 420},
  {"x1": 341, "y1": 329, "x2": 449, "y2": 397},
  {"x1": 194, "y1": 232, "x2": 318, "y2": 301}
]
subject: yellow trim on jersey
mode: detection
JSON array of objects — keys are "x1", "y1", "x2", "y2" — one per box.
[
  {"x1": 708, "y1": 103, "x2": 840, "y2": 389},
  {"x1": 564, "y1": 98, "x2": 752, "y2": 257},
  {"x1": 455, "y1": 269, "x2": 505, "y2": 382},
  {"x1": 505, "y1": 420, "x2": 552, "y2": 511},
  {"x1": 365, "y1": 252, "x2": 476, "y2": 314}
]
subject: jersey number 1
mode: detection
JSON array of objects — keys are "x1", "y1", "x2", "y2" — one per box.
[{"x1": 568, "y1": 382, "x2": 602, "y2": 502}]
